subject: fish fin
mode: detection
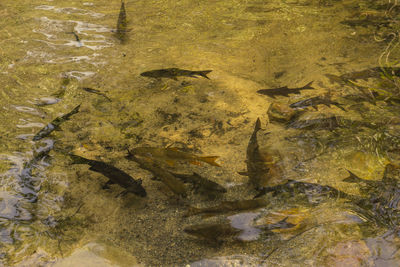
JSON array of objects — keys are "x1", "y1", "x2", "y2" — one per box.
[
  {"x1": 199, "y1": 156, "x2": 221, "y2": 167},
  {"x1": 255, "y1": 117, "x2": 262, "y2": 131},
  {"x1": 302, "y1": 81, "x2": 314, "y2": 89},
  {"x1": 196, "y1": 70, "x2": 212, "y2": 79},
  {"x1": 69, "y1": 154, "x2": 89, "y2": 164},
  {"x1": 238, "y1": 171, "x2": 249, "y2": 176},
  {"x1": 343, "y1": 170, "x2": 361, "y2": 183},
  {"x1": 102, "y1": 180, "x2": 115, "y2": 189}
]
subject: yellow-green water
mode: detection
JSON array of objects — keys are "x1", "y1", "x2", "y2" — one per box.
[{"x1": 2, "y1": 0, "x2": 400, "y2": 266}]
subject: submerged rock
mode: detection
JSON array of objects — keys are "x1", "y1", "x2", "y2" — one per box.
[
  {"x1": 325, "y1": 240, "x2": 372, "y2": 267},
  {"x1": 53, "y1": 242, "x2": 141, "y2": 267},
  {"x1": 267, "y1": 103, "x2": 298, "y2": 123}
]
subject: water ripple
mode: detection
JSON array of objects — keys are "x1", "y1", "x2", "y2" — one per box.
[{"x1": 35, "y1": 5, "x2": 105, "y2": 18}]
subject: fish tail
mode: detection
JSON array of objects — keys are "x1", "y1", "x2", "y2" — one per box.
[
  {"x1": 302, "y1": 81, "x2": 314, "y2": 89},
  {"x1": 343, "y1": 170, "x2": 360, "y2": 183},
  {"x1": 196, "y1": 70, "x2": 212, "y2": 79},
  {"x1": 255, "y1": 117, "x2": 262, "y2": 131},
  {"x1": 199, "y1": 156, "x2": 221, "y2": 167}
]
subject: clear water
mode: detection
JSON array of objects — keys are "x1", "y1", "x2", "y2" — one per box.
[{"x1": 1, "y1": 0, "x2": 400, "y2": 266}]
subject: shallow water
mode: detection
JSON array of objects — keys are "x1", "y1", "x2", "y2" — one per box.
[{"x1": 2, "y1": 0, "x2": 400, "y2": 266}]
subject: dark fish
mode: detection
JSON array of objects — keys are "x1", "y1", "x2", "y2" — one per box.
[
  {"x1": 70, "y1": 154, "x2": 146, "y2": 197},
  {"x1": 81, "y1": 87, "x2": 111, "y2": 102},
  {"x1": 33, "y1": 104, "x2": 81, "y2": 141},
  {"x1": 115, "y1": 0, "x2": 128, "y2": 42},
  {"x1": 126, "y1": 152, "x2": 187, "y2": 197},
  {"x1": 289, "y1": 96, "x2": 346, "y2": 111},
  {"x1": 244, "y1": 118, "x2": 273, "y2": 189},
  {"x1": 286, "y1": 116, "x2": 383, "y2": 131},
  {"x1": 129, "y1": 146, "x2": 220, "y2": 167},
  {"x1": 257, "y1": 81, "x2": 314, "y2": 98},
  {"x1": 254, "y1": 179, "x2": 354, "y2": 202},
  {"x1": 185, "y1": 198, "x2": 268, "y2": 217},
  {"x1": 171, "y1": 172, "x2": 227, "y2": 195},
  {"x1": 325, "y1": 67, "x2": 400, "y2": 84},
  {"x1": 140, "y1": 68, "x2": 212, "y2": 80}
]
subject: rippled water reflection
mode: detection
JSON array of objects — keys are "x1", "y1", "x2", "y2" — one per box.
[{"x1": 1, "y1": 0, "x2": 400, "y2": 266}]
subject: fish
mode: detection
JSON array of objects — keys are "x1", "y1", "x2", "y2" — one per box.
[
  {"x1": 243, "y1": 118, "x2": 276, "y2": 189},
  {"x1": 254, "y1": 179, "x2": 355, "y2": 202},
  {"x1": 69, "y1": 154, "x2": 146, "y2": 197},
  {"x1": 140, "y1": 68, "x2": 212, "y2": 80},
  {"x1": 185, "y1": 198, "x2": 268, "y2": 217},
  {"x1": 126, "y1": 152, "x2": 187, "y2": 197},
  {"x1": 184, "y1": 217, "x2": 295, "y2": 243},
  {"x1": 170, "y1": 172, "x2": 227, "y2": 195},
  {"x1": 257, "y1": 81, "x2": 314, "y2": 98},
  {"x1": 128, "y1": 146, "x2": 220, "y2": 167},
  {"x1": 81, "y1": 87, "x2": 111, "y2": 102},
  {"x1": 289, "y1": 95, "x2": 346, "y2": 111},
  {"x1": 260, "y1": 217, "x2": 296, "y2": 231},
  {"x1": 33, "y1": 104, "x2": 81, "y2": 141},
  {"x1": 325, "y1": 67, "x2": 400, "y2": 84},
  {"x1": 343, "y1": 170, "x2": 381, "y2": 186},
  {"x1": 115, "y1": 0, "x2": 128, "y2": 42},
  {"x1": 286, "y1": 116, "x2": 383, "y2": 131}
]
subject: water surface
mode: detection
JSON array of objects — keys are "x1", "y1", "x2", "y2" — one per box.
[{"x1": 1, "y1": 0, "x2": 400, "y2": 266}]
